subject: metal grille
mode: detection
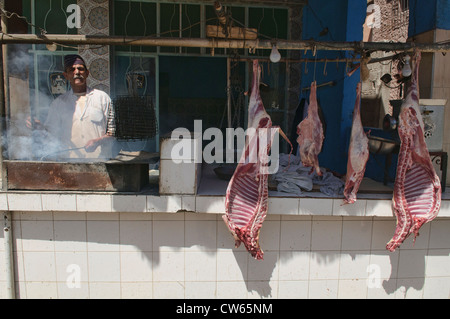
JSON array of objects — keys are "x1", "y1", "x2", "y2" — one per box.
[{"x1": 112, "y1": 95, "x2": 158, "y2": 141}]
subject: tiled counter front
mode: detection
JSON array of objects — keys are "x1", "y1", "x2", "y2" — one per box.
[
  {"x1": 1, "y1": 192, "x2": 450, "y2": 217},
  {"x1": 1, "y1": 192, "x2": 449, "y2": 299}
]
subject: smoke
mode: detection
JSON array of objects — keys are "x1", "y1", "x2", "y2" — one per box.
[
  {"x1": 7, "y1": 46, "x2": 34, "y2": 80},
  {"x1": 3, "y1": 45, "x2": 142, "y2": 162},
  {"x1": 2, "y1": 44, "x2": 70, "y2": 161},
  {"x1": 3, "y1": 108, "x2": 67, "y2": 161}
]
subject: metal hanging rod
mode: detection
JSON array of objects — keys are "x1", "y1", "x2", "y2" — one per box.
[{"x1": 1, "y1": 33, "x2": 450, "y2": 53}]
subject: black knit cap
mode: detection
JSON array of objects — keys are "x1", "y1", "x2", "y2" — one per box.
[{"x1": 64, "y1": 54, "x2": 87, "y2": 71}]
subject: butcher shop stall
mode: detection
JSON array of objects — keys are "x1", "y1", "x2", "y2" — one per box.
[{"x1": 0, "y1": 0, "x2": 449, "y2": 300}]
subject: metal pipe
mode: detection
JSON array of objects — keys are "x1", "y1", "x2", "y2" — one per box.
[
  {"x1": 0, "y1": 19, "x2": 6, "y2": 192},
  {"x1": 1, "y1": 33, "x2": 450, "y2": 52},
  {"x1": 227, "y1": 57, "x2": 231, "y2": 128},
  {"x1": 1, "y1": 4, "x2": 9, "y2": 122},
  {"x1": 302, "y1": 80, "x2": 336, "y2": 91},
  {"x1": 3, "y1": 211, "x2": 15, "y2": 299}
]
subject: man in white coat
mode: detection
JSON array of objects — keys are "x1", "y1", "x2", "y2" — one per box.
[{"x1": 28, "y1": 54, "x2": 115, "y2": 159}]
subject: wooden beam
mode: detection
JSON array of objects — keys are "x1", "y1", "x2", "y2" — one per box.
[
  {"x1": 1, "y1": 33, "x2": 450, "y2": 52},
  {"x1": 143, "y1": 0, "x2": 307, "y2": 7}
]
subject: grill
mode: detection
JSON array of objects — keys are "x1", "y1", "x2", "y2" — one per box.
[
  {"x1": 4, "y1": 160, "x2": 149, "y2": 192},
  {"x1": 4, "y1": 151, "x2": 159, "y2": 192},
  {"x1": 112, "y1": 95, "x2": 158, "y2": 141}
]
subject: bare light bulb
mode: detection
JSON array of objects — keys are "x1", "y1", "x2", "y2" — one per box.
[
  {"x1": 270, "y1": 45, "x2": 281, "y2": 63},
  {"x1": 401, "y1": 55, "x2": 412, "y2": 77},
  {"x1": 46, "y1": 43, "x2": 58, "y2": 52}
]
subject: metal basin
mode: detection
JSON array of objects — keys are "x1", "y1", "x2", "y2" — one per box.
[
  {"x1": 368, "y1": 135, "x2": 399, "y2": 155},
  {"x1": 213, "y1": 148, "x2": 241, "y2": 181},
  {"x1": 214, "y1": 163, "x2": 237, "y2": 181}
]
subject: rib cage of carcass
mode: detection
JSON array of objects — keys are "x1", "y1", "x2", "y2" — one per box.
[
  {"x1": 223, "y1": 60, "x2": 291, "y2": 260},
  {"x1": 386, "y1": 52, "x2": 441, "y2": 252}
]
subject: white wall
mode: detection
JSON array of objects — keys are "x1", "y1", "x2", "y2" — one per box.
[{"x1": 1, "y1": 211, "x2": 449, "y2": 299}]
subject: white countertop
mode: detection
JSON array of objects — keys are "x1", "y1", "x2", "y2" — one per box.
[{"x1": 1, "y1": 165, "x2": 449, "y2": 217}]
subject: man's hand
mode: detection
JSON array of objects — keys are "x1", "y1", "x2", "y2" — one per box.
[
  {"x1": 85, "y1": 135, "x2": 113, "y2": 153},
  {"x1": 26, "y1": 116, "x2": 45, "y2": 130},
  {"x1": 84, "y1": 138, "x2": 101, "y2": 152}
]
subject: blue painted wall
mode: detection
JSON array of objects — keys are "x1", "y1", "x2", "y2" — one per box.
[
  {"x1": 436, "y1": 0, "x2": 450, "y2": 30},
  {"x1": 301, "y1": 0, "x2": 366, "y2": 175},
  {"x1": 409, "y1": 0, "x2": 450, "y2": 36},
  {"x1": 300, "y1": 0, "x2": 447, "y2": 182}
]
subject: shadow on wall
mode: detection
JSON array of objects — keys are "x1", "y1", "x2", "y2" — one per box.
[
  {"x1": 9, "y1": 212, "x2": 450, "y2": 298},
  {"x1": 232, "y1": 218, "x2": 450, "y2": 298}
]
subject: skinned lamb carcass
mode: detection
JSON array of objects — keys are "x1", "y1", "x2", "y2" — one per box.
[
  {"x1": 296, "y1": 81, "x2": 324, "y2": 176},
  {"x1": 343, "y1": 82, "x2": 369, "y2": 204},
  {"x1": 223, "y1": 60, "x2": 291, "y2": 260},
  {"x1": 386, "y1": 52, "x2": 441, "y2": 252}
]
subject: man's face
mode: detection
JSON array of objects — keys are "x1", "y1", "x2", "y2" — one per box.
[{"x1": 63, "y1": 64, "x2": 89, "y2": 89}]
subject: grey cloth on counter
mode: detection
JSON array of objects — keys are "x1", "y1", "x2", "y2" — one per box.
[{"x1": 272, "y1": 153, "x2": 344, "y2": 196}]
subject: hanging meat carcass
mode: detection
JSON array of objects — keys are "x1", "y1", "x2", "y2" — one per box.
[
  {"x1": 386, "y1": 52, "x2": 441, "y2": 252},
  {"x1": 296, "y1": 81, "x2": 324, "y2": 176},
  {"x1": 343, "y1": 82, "x2": 369, "y2": 204},
  {"x1": 223, "y1": 60, "x2": 291, "y2": 260}
]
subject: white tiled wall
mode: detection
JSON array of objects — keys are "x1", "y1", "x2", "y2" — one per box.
[{"x1": 1, "y1": 211, "x2": 449, "y2": 299}]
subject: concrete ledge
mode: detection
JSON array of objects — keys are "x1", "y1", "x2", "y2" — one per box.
[{"x1": 1, "y1": 191, "x2": 449, "y2": 217}]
